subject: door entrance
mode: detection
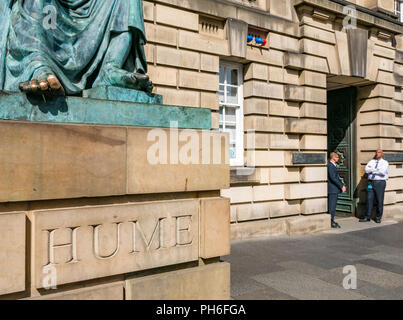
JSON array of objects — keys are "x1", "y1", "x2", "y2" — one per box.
[{"x1": 327, "y1": 87, "x2": 357, "y2": 216}]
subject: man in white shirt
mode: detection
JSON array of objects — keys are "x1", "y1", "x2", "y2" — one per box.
[{"x1": 360, "y1": 149, "x2": 389, "y2": 224}]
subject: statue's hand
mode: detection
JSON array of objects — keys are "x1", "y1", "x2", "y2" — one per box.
[{"x1": 19, "y1": 75, "x2": 65, "y2": 97}]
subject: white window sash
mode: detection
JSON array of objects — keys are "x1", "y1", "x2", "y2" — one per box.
[{"x1": 219, "y1": 62, "x2": 244, "y2": 167}]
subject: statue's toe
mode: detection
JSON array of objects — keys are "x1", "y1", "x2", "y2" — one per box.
[
  {"x1": 47, "y1": 75, "x2": 65, "y2": 96},
  {"x1": 30, "y1": 80, "x2": 40, "y2": 93},
  {"x1": 39, "y1": 79, "x2": 49, "y2": 91},
  {"x1": 47, "y1": 75, "x2": 62, "y2": 90},
  {"x1": 19, "y1": 81, "x2": 30, "y2": 92}
]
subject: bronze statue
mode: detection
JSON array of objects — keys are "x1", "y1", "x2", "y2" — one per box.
[{"x1": 0, "y1": 0, "x2": 153, "y2": 96}]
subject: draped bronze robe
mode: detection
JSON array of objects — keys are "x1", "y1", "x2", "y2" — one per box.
[{"x1": 0, "y1": 0, "x2": 147, "y2": 94}]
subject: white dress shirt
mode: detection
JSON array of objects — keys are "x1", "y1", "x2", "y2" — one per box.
[{"x1": 365, "y1": 158, "x2": 389, "y2": 181}]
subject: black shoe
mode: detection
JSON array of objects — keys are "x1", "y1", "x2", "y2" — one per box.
[
  {"x1": 359, "y1": 218, "x2": 370, "y2": 222},
  {"x1": 375, "y1": 219, "x2": 381, "y2": 224},
  {"x1": 331, "y1": 221, "x2": 340, "y2": 228}
]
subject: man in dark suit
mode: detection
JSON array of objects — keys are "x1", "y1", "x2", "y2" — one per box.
[{"x1": 327, "y1": 152, "x2": 347, "y2": 228}]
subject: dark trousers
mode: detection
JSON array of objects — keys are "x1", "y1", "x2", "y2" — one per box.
[
  {"x1": 365, "y1": 180, "x2": 386, "y2": 220},
  {"x1": 328, "y1": 193, "x2": 339, "y2": 222}
]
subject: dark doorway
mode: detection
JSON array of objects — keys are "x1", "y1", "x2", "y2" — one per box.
[{"x1": 327, "y1": 87, "x2": 357, "y2": 217}]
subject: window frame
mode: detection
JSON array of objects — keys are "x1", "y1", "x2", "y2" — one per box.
[
  {"x1": 395, "y1": 0, "x2": 403, "y2": 22},
  {"x1": 218, "y1": 61, "x2": 244, "y2": 167}
]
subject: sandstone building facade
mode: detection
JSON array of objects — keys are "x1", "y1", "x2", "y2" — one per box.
[
  {"x1": 0, "y1": 0, "x2": 402, "y2": 301},
  {"x1": 142, "y1": 0, "x2": 403, "y2": 239}
]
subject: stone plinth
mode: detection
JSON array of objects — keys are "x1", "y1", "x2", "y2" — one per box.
[{"x1": 0, "y1": 89, "x2": 230, "y2": 300}]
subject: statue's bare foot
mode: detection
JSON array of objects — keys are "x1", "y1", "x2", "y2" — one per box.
[
  {"x1": 98, "y1": 67, "x2": 154, "y2": 93},
  {"x1": 122, "y1": 72, "x2": 154, "y2": 93},
  {"x1": 19, "y1": 75, "x2": 65, "y2": 97}
]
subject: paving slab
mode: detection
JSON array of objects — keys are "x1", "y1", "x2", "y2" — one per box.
[
  {"x1": 228, "y1": 220, "x2": 403, "y2": 300},
  {"x1": 251, "y1": 270, "x2": 367, "y2": 300}
]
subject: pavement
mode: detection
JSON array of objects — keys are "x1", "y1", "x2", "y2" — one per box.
[{"x1": 222, "y1": 217, "x2": 403, "y2": 300}]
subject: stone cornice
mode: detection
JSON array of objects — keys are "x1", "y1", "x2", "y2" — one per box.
[
  {"x1": 149, "y1": 0, "x2": 301, "y2": 37},
  {"x1": 294, "y1": 0, "x2": 403, "y2": 34}
]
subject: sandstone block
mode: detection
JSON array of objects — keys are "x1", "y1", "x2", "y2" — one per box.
[
  {"x1": 390, "y1": 165, "x2": 403, "y2": 177},
  {"x1": 221, "y1": 187, "x2": 253, "y2": 204},
  {"x1": 300, "y1": 103, "x2": 327, "y2": 119},
  {"x1": 246, "y1": 151, "x2": 285, "y2": 167},
  {"x1": 300, "y1": 167, "x2": 327, "y2": 182},
  {"x1": 143, "y1": 1, "x2": 154, "y2": 22},
  {"x1": 231, "y1": 218, "x2": 288, "y2": 240},
  {"x1": 299, "y1": 71, "x2": 327, "y2": 88},
  {"x1": 286, "y1": 118, "x2": 327, "y2": 134},
  {"x1": 244, "y1": 98, "x2": 269, "y2": 115},
  {"x1": 245, "y1": 133, "x2": 270, "y2": 149},
  {"x1": 201, "y1": 54, "x2": 219, "y2": 73},
  {"x1": 125, "y1": 263, "x2": 230, "y2": 300},
  {"x1": 179, "y1": 70, "x2": 219, "y2": 92},
  {"x1": 244, "y1": 115, "x2": 285, "y2": 133},
  {"x1": 27, "y1": 282, "x2": 124, "y2": 300},
  {"x1": 285, "y1": 183, "x2": 328, "y2": 200},
  {"x1": 287, "y1": 214, "x2": 331, "y2": 235},
  {"x1": 155, "y1": 87, "x2": 200, "y2": 108},
  {"x1": 0, "y1": 122, "x2": 126, "y2": 202},
  {"x1": 386, "y1": 177, "x2": 403, "y2": 191},
  {"x1": 235, "y1": 202, "x2": 270, "y2": 222},
  {"x1": 245, "y1": 63, "x2": 268, "y2": 81},
  {"x1": 201, "y1": 92, "x2": 219, "y2": 110},
  {"x1": 359, "y1": 111, "x2": 395, "y2": 125},
  {"x1": 301, "y1": 198, "x2": 328, "y2": 215},
  {"x1": 156, "y1": 46, "x2": 200, "y2": 70},
  {"x1": 0, "y1": 212, "x2": 26, "y2": 296},
  {"x1": 384, "y1": 191, "x2": 397, "y2": 205},
  {"x1": 269, "y1": 101, "x2": 299, "y2": 117},
  {"x1": 244, "y1": 81, "x2": 284, "y2": 100},
  {"x1": 269, "y1": 200, "x2": 301, "y2": 218},
  {"x1": 300, "y1": 135, "x2": 328, "y2": 150},
  {"x1": 269, "y1": 33, "x2": 299, "y2": 52},
  {"x1": 145, "y1": 23, "x2": 177, "y2": 46},
  {"x1": 148, "y1": 65, "x2": 177, "y2": 87},
  {"x1": 127, "y1": 128, "x2": 229, "y2": 194},
  {"x1": 246, "y1": 46, "x2": 284, "y2": 66},
  {"x1": 30, "y1": 200, "x2": 200, "y2": 288},
  {"x1": 358, "y1": 84, "x2": 395, "y2": 99},
  {"x1": 156, "y1": 5, "x2": 199, "y2": 31},
  {"x1": 253, "y1": 185, "x2": 285, "y2": 202},
  {"x1": 301, "y1": 25, "x2": 336, "y2": 45},
  {"x1": 144, "y1": 44, "x2": 154, "y2": 63},
  {"x1": 383, "y1": 204, "x2": 403, "y2": 220},
  {"x1": 200, "y1": 198, "x2": 230, "y2": 259},
  {"x1": 285, "y1": 86, "x2": 327, "y2": 103},
  {"x1": 179, "y1": 30, "x2": 229, "y2": 56},
  {"x1": 284, "y1": 52, "x2": 329, "y2": 73},
  {"x1": 269, "y1": 134, "x2": 300, "y2": 150},
  {"x1": 269, "y1": 167, "x2": 300, "y2": 183}
]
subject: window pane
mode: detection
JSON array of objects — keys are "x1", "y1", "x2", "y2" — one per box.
[
  {"x1": 225, "y1": 107, "x2": 236, "y2": 123},
  {"x1": 219, "y1": 66, "x2": 225, "y2": 84},
  {"x1": 230, "y1": 145, "x2": 236, "y2": 159},
  {"x1": 226, "y1": 86, "x2": 238, "y2": 104},
  {"x1": 226, "y1": 68, "x2": 238, "y2": 85},
  {"x1": 219, "y1": 85, "x2": 225, "y2": 103}
]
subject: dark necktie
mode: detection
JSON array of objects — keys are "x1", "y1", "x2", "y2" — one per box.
[{"x1": 372, "y1": 161, "x2": 379, "y2": 180}]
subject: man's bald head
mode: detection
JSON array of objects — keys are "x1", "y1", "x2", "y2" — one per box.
[
  {"x1": 329, "y1": 152, "x2": 340, "y2": 163},
  {"x1": 375, "y1": 149, "x2": 384, "y2": 160}
]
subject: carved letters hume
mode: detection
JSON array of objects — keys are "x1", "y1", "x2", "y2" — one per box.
[{"x1": 32, "y1": 200, "x2": 199, "y2": 288}]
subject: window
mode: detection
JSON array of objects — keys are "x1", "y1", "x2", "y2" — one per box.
[
  {"x1": 395, "y1": 0, "x2": 403, "y2": 22},
  {"x1": 219, "y1": 62, "x2": 244, "y2": 167}
]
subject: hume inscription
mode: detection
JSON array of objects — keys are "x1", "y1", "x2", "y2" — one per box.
[{"x1": 32, "y1": 200, "x2": 199, "y2": 288}]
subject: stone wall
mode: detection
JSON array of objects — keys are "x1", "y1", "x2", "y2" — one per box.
[
  {"x1": 143, "y1": 0, "x2": 403, "y2": 239},
  {"x1": 0, "y1": 113, "x2": 230, "y2": 299}
]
